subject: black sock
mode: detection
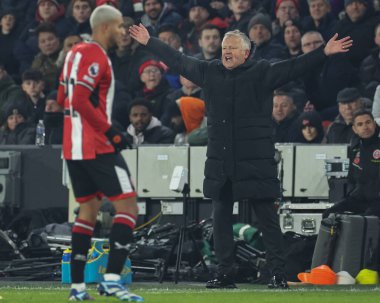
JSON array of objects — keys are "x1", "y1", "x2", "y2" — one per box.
[
  {"x1": 71, "y1": 218, "x2": 94, "y2": 284},
  {"x1": 106, "y1": 212, "x2": 136, "y2": 274}
]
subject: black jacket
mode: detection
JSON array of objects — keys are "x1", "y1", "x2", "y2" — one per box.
[
  {"x1": 0, "y1": 122, "x2": 36, "y2": 145},
  {"x1": 325, "y1": 115, "x2": 355, "y2": 144},
  {"x1": 346, "y1": 128, "x2": 380, "y2": 204},
  {"x1": 272, "y1": 111, "x2": 299, "y2": 143},
  {"x1": 145, "y1": 37, "x2": 327, "y2": 201},
  {"x1": 126, "y1": 125, "x2": 174, "y2": 145}
]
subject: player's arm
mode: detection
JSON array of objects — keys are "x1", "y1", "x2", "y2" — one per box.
[
  {"x1": 72, "y1": 84, "x2": 130, "y2": 151},
  {"x1": 57, "y1": 72, "x2": 65, "y2": 109}
]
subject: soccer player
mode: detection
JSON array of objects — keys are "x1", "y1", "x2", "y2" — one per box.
[{"x1": 57, "y1": 5, "x2": 143, "y2": 302}]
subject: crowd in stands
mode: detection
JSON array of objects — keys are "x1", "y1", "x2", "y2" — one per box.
[{"x1": 1, "y1": 0, "x2": 380, "y2": 146}]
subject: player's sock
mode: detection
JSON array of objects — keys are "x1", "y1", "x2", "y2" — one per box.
[
  {"x1": 106, "y1": 212, "x2": 136, "y2": 274},
  {"x1": 71, "y1": 218, "x2": 94, "y2": 284}
]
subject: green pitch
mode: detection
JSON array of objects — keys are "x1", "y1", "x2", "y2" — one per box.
[{"x1": 1, "y1": 282, "x2": 380, "y2": 303}]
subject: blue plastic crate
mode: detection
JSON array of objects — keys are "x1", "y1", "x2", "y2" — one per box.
[{"x1": 62, "y1": 240, "x2": 132, "y2": 284}]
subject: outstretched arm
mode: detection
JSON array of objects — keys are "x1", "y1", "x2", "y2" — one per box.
[
  {"x1": 129, "y1": 24, "x2": 207, "y2": 87},
  {"x1": 265, "y1": 34, "x2": 353, "y2": 90}
]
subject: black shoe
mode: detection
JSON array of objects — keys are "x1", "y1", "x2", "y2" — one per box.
[
  {"x1": 206, "y1": 274, "x2": 237, "y2": 289},
  {"x1": 268, "y1": 273, "x2": 289, "y2": 289}
]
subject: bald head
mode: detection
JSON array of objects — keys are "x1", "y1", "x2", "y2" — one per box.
[{"x1": 90, "y1": 5, "x2": 122, "y2": 30}]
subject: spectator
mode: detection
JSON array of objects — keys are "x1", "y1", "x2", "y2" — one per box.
[
  {"x1": 43, "y1": 90, "x2": 63, "y2": 144},
  {"x1": 162, "y1": 75, "x2": 203, "y2": 125},
  {"x1": 290, "y1": 110, "x2": 324, "y2": 143},
  {"x1": 14, "y1": 0, "x2": 70, "y2": 73},
  {"x1": 0, "y1": 64, "x2": 27, "y2": 113},
  {"x1": 66, "y1": 0, "x2": 94, "y2": 38},
  {"x1": 31, "y1": 23, "x2": 62, "y2": 92},
  {"x1": 167, "y1": 96, "x2": 206, "y2": 144},
  {"x1": 226, "y1": 0, "x2": 256, "y2": 35},
  {"x1": 0, "y1": 0, "x2": 36, "y2": 22},
  {"x1": 180, "y1": 0, "x2": 227, "y2": 55},
  {"x1": 21, "y1": 69, "x2": 46, "y2": 123},
  {"x1": 137, "y1": 59, "x2": 173, "y2": 118},
  {"x1": 301, "y1": 0, "x2": 337, "y2": 41},
  {"x1": 110, "y1": 16, "x2": 156, "y2": 96},
  {"x1": 248, "y1": 13, "x2": 286, "y2": 61},
  {"x1": 126, "y1": 98, "x2": 174, "y2": 145},
  {"x1": 334, "y1": 0, "x2": 380, "y2": 68},
  {"x1": 323, "y1": 110, "x2": 380, "y2": 218},
  {"x1": 359, "y1": 23, "x2": 380, "y2": 98},
  {"x1": 194, "y1": 24, "x2": 222, "y2": 60},
  {"x1": 325, "y1": 87, "x2": 363, "y2": 143},
  {"x1": 272, "y1": 0, "x2": 301, "y2": 44},
  {"x1": 301, "y1": 31, "x2": 358, "y2": 120},
  {"x1": 158, "y1": 24, "x2": 183, "y2": 51},
  {"x1": 0, "y1": 9, "x2": 20, "y2": 80},
  {"x1": 140, "y1": 0, "x2": 182, "y2": 36},
  {"x1": 283, "y1": 19, "x2": 303, "y2": 58},
  {"x1": 0, "y1": 100, "x2": 36, "y2": 145},
  {"x1": 157, "y1": 24, "x2": 183, "y2": 89},
  {"x1": 56, "y1": 34, "x2": 83, "y2": 69},
  {"x1": 272, "y1": 90, "x2": 299, "y2": 142}
]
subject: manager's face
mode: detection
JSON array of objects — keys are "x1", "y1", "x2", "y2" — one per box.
[{"x1": 221, "y1": 35, "x2": 250, "y2": 70}]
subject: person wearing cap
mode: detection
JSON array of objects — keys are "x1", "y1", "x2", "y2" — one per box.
[
  {"x1": 283, "y1": 19, "x2": 303, "y2": 58},
  {"x1": 248, "y1": 13, "x2": 287, "y2": 61},
  {"x1": 334, "y1": 0, "x2": 380, "y2": 68},
  {"x1": 130, "y1": 20, "x2": 353, "y2": 290},
  {"x1": 31, "y1": 22, "x2": 62, "y2": 93},
  {"x1": 180, "y1": 0, "x2": 228, "y2": 55},
  {"x1": 96, "y1": 0, "x2": 119, "y2": 7},
  {"x1": 325, "y1": 87, "x2": 363, "y2": 143},
  {"x1": 301, "y1": 31, "x2": 358, "y2": 120},
  {"x1": 140, "y1": 0, "x2": 182, "y2": 36},
  {"x1": 226, "y1": 0, "x2": 256, "y2": 35},
  {"x1": 290, "y1": 110, "x2": 324, "y2": 143},
  {"x1": 126, "y1": 97, "x2": 174, "y2": 145},
  {"x1": 137, "y1": 59, "x2": 173, "y2": 118},
  {"x1": 0, "y1": 9, "x2": 20, "y2": 79},
  {"x1": 14, "y1": 0, "x2": 71, "y2": 73},
  {"x1": 301, "y1": 0, "x2": 337, "y2": 41},
  {"x1": 21, "y1": 69, "x2": 46, "y2": 123},
  {"x1": 272, "y1": 0, "x2": 301, "y2": 44},
  {"x1": 0, "y1": 100, "x2": 36, "y2": 145},
  {"x1": 272, "y1": 89, "x2": 299, "y2": 143},
  {"x1": 323, "y1": 109, "x2": 380, "y2": 219}
]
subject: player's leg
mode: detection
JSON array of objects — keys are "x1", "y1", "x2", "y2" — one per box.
[
  {"x1": 91, "y1": 154, "x2": 143, "y2": 302},
  {"x1": 66, "y1": 160, "x2": 102, "y2": 301}
]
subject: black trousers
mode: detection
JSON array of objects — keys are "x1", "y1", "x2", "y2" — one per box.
[{"x1": 212, "y1": 180, "x2": 286, "y2": 277}]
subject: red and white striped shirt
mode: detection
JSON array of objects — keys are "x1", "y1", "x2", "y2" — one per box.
[{"x1": 58, "y1": 42, "x2": 115, "y2": 160}]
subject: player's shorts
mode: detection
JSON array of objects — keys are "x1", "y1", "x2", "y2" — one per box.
[{"x1": 66, "y1": 153, "x2": 136, "y2": 203}]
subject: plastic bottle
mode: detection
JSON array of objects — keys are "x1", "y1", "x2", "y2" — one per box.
[{"x1": 35, "y1": 119, "x2": 45, "y2": 146}]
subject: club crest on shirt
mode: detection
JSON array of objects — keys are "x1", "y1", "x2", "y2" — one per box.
[
  {"x1": 88, "y1": 63, "x2": 99, "y2": 77},
  {"x1": 373, "y1": 149, "x2": 380, "y2": 160}
]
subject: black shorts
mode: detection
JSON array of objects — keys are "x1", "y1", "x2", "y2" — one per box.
[{"x1": 66, "y1": 153, "x2": 136, "y2": 203}]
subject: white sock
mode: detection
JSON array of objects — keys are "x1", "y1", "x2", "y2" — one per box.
[
  {"x1": 71, "y1": 283, "x2": 86, "y2": 292},
  {"x1": 104, "y1": 273, "x2": 121, "y2": 281}
]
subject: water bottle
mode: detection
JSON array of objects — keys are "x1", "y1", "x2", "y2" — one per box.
[{"x1": 35, "y1": 119, "x2": 45, "y2": 146}]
